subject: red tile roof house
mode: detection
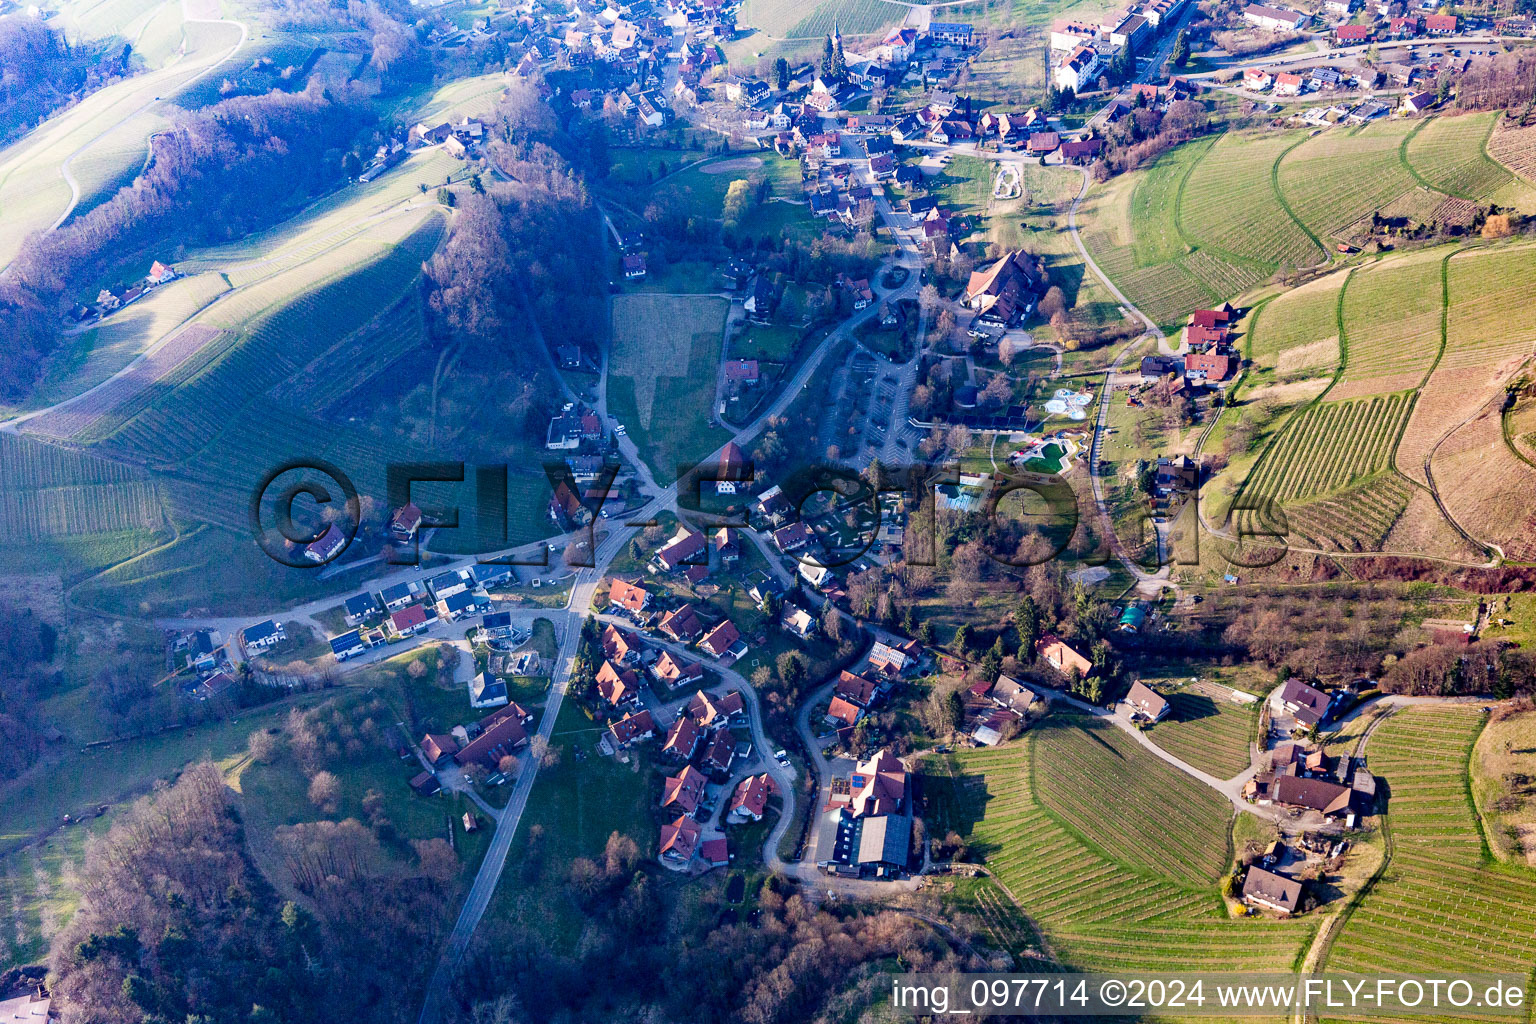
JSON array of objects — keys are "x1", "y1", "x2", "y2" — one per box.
[
  {"x1": 848, "y1": 748, "x2": 908, "y2": 817},
  {"x1": 1272, "y1": 677, "x2": 1334, "y2": 728},
  {"x1": 659, "y1": 814, "x2": 702, "y2": 866},
  {"x1": 651, "y1": 649, "x2": 704, "y2": 688},
  {"x1": 1423, "y1": 12, "x2": 1456, "y2": 33},
  {"x1": 727, "y1": 773, "x2": 778, "y2": 822},
  {"x1": 825, "y1": 694, "x2": 864, "y2": 727},
  {"x1": 602, "y1": 624, "x2": 644, "y2": 665},
  {"x1": 453, "y1": 714, "x2": 529, "y2": 769},
  {"x1": 1036, "y1": 634, "x2": 1094, "y2": 678},
  {"x1": 655, "y1": 527, "x2": 708, "y2": 570},
  {"x1": 389, "y1": 502, "x2": 424, "y2": 541},
  {"x1": 712, "y1": 441, "x2": 751, "y2": 495},
  {"x1": 688, "y1": 689, "x2": 745, "y2": 727},
  {"x1": 1189, "y1": 307, "x2": 1232, "y2": 329},
  {"x1": 1183, "y1": 321, "x2": 1230, "y2": 349},
  {"x1": 772, "y1": 522, "x2": 814, "y2": 554},
  {"x1": 700, "y1": 729, "x2": 737, "y2": 775},
  {"x1": 834, "y1": 670, "x2": 878, "y2": 707},
  {"x1": 1027, "y1": 131, "x2": 1060, "y2": 155},
  {"x1": 699, "y1": 619, "x2": 742, "y2": 659},
  {"x1": 596, "y1": 660, "x2": 642, "y2": 706},
  {"x1": 713, "y1": 527, "x2": 739, "y2": 563},
  {"x1": 303, "y1": 523, "x2": 349, "y2": 563},
  {"x1": 1242, "y1": 865, "x2": 1304, "y2": 915},
  {"x1": 1335, "y1": 23, "x2": 1371, "y2": 42},
  {"x1": 605, "y1": 709, "x2": 657, "y2": 748},
  {"x1": 1184, "y1": 351, "x2": 1233, "y2": 382},
  {"x1": 660, "y1": 604, "x2": 705, "y2": 644},
  {"x1": 661, "y1": 714, "x2": 703, "y2": 760},
  {"x1": 623, "y1": 253, "x2": 647, "y2": 278},
  {"x1": 607, "y1": 578, "x2": 651, "y2": 614},
  {"x1": 1124, "y1": 680, "x2": 1170, "y2": 721},
  {"x1": 421, "y1": 732, "x2": 460, "y2": 765},
  {"x1": 699, "y1": 837, "x2": 730, "y2": 868},
  {"x1": 661, "y1": 764, "x2": 709, "y2": 815},
  {"x1": 389, "y1": 603, "x2": 436, "y2": 637},
  {"x1": 723, "y1": 359, "x2": 760, "y2": 387}
]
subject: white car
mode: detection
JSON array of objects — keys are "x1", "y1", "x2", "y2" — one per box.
[{"x1": 615, "y1": 423, "x2": 627, "y2": 435}]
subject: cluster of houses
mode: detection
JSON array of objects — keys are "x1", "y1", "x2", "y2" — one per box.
[
  {"x1": 1139, "y1": 303, "x2": 1238, "y2": 386},
  {"x1": 1244, "y1": 737, "x2": 1377, "y2": 827},
  {"x1": 717, "y1": 19, "x2": 978, "y2": 132},
  {"x1": 69, "y1": 260, "x2": 178, "y2": 324},
  {"x1": 817, "y1": 747, "x2": 915, "y2": 877},
  {"x1": 964, "y1": 636, "x2": 1093, "y2": 744},
  {"x1": 172, "y1": 627, "x2": 239, "y2": 702},
  {"x1": 416, "y1": 698, "x2": 537, "y2": 790},
  {"x1": 604, "y1": 568, "x2": 751, "y2": 667},
  {"x1": 653, "y1": 689, "x2": 766, "y2": 870},
  {"x1": 323, "y1": 528, "x2": 528, "y2": 693},
  {"x1": 1242, "y1": 0, "x2": 1470, "y2": 41},
  {"x1": 1048, "y1": 0, "x2": 1189, "y2": 94},
  {"x1": 968, "y1": 673, "x2": 1041, "y2": 745},
  {"x1": 408, "y1": 116, "x2": 488, "y2": 163},
  {"x1": 821, "y1": 636, "x2": 925, "y2": 733}
]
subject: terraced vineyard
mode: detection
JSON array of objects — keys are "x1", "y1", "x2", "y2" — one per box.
[
  {"x1": 1333, "y1": 249, "x2": 1444, "y2": 399},
  {"x1": 1403, "y1": 112, "x2": 1513, "y2": 200},
  {"x1": 1243, "y1": 393, "x2": 1413, "y2": 505},
  {"x1": 1398, "y1": 244, "x2": 1536, "y2": 485},
  {"x1": 1279, "y1": 472, "x2": 1413, "y2": 552},
  {"x1": 1144, "y1": 683, "x2": 1261, "y2": 779},
  {"x1": 95, "y1": 217, "x2": 443, "y2": 464},
  {"x1": 925, "y1": 725, "x2": 1311, "y2": 973},
  {"x1": 0, "y1": 434, "x2": 165, "y2": 540},
  {"x1": 1275, "y1": 120, "x2": 1418, "y2": 245},
  {"x1": 1324, "y1": 707, "x2": 1536, "y2": 1021},
  {"x1": 1180, "y1": 129, "x2": 1323, "y2": 268},
  {"x1": 1034, "y1": 717, "x2": 1234, "y2": 881}
]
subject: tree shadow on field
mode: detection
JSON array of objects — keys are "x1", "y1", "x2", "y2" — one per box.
[
  {"x1": 1169, "y1": 692, "x2": 1219, "y2": 724},
  {"x1": 1035, "y1": 713, "x2": 1124, "y2": 760},
  {"x1": 918, "y1": 768, "x2": 1002, "y2": 860}
]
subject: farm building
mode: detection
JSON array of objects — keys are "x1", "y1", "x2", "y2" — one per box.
[
  {"x1": 1273, "y1": 678, "x2": 1334, "y2": 727},
  {"x1": 1124, "y1": 680, "x2": 1170, "y2": 721},
  {"x1": 1243, "y1": 3, "x2": 1308, "y2": 30},
  {"x1": 1242, "y1": 866, "x2": 1304, "y2": 915}
]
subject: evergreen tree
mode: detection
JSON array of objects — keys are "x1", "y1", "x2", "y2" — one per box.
[
  {"x1": 832, "y1": 39, "x2": 846, "y2": 80},
  {"x1": 775, "y1": 56, "x2": 789, "y2": 91},
  {"x1": 1171, "y1": 29, "x2": 1190, "y2": 68},
  {"x1": 821, "y1": 36, "x2": 835, "y2": 78},
  {"x1": 1016, "y1": 595, "x2": 1041, "y2": 654}
]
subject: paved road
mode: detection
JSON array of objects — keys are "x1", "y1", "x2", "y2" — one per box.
[{"x1": 416, "y1": 575, "x2": 592, "y2": 1024}]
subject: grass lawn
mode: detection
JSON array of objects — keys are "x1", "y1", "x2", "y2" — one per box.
[
  {"x1": 0, "y1": 690, "x2": 334, "y2": 855},
  {"x1": 483, "y1": 699, "x2": 654, "y2": 949},
  {"x1": 231, "y1": 715, "x2": 492, "y2": 889},
  {"x1": 729, "y1": 322, "x2": 802, "y2": 362},
  {"x1": 1472, "y1": 707, "x2": 1536, "y2": 865},
  {"x1": 0, "y1": 808, "x2": 112, "y2": 966},
  {"x1": 608, "y1": 294, "x2": 732, "y2": 482}
]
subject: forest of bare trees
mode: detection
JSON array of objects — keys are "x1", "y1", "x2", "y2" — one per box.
[
  {"x1": 0, "y1": 14, "x2": 127, "y2": 142},
  {"x1": 45, "y1": 760, "x2": 460, "y2": 1023}
]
